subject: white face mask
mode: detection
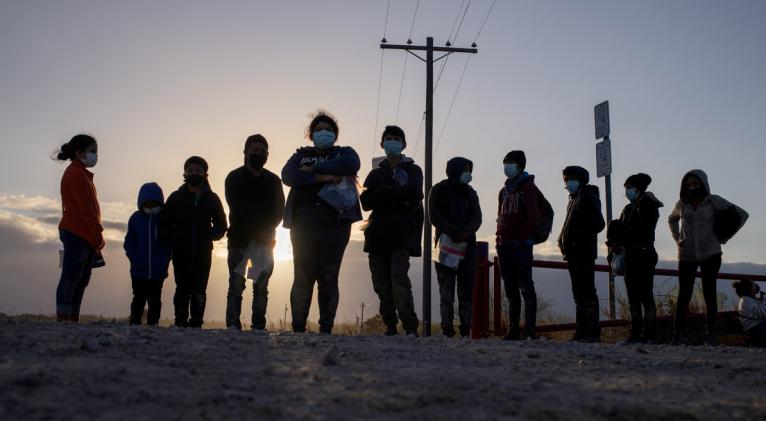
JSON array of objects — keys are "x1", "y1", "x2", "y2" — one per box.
[
  {"x1": 81, "y1": 152, "x2": 98, "y2": 168},
  {"x1": 143, "y1": 206, "x2": 162, "y2": 215}
]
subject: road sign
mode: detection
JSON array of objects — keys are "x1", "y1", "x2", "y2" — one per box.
[
  {"x1": 594, "y1": 101, "x2": 610, "y2": 139},
  {"x1": 596, "y1": 139, "x2": 611, "y2": 177}
]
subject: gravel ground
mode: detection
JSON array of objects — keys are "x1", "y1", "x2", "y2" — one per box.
[{"x1": 1, "y1": 318, "x2": 765, "y2": 420}]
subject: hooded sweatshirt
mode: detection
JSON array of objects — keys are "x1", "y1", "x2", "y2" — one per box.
[
  {"x1": 225, "y1": 166, "x2": 285, "y2": 249},
  {"x1": 496, "y1": 171, "x2": 541, "y2": 244},
  {"x1": 429, "y1": 157, "x2": 482, "y2": 244},
  {"x1": 360, "y1": 156, "x2": 424, "y2": 256},
  {"x1": 124, "y1": 183, "x2": 172, "y2": 280},
  {"x1": 558, "y1": 166, "x2": 606, "y2": 260},
  {"x1": 668, "y1": 169, "x2": 749, "y2": 261}
]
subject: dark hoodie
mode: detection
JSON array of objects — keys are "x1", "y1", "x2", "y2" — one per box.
[
  {"x1": 496, "y1": 171, "x2": 541, "y2": 244},
  {"x1": 360, "y1": 156, "x2": 424, "y2": 256},
  {"x1": 124, "y1": 183, "x2": 172, "y2": 280},
  {"x1": 429, "y1": 157, "x2": 482, "y2": 243},
  {"x1": 163, "y1": 181, "x2": 227, "y2": 259},
  {"x1": 558, "y1": 166, "x2": 605, "y2": 260}
]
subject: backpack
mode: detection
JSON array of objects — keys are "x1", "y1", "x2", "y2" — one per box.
[{"x1": 534, "y1": 191, "x2": 554, "y2": 245}]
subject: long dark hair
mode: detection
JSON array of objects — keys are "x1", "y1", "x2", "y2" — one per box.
[{"x1": 53, "y1": 134, "x2": 97, "y2": 161}]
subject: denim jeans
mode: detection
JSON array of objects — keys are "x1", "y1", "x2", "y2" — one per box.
[
  {"x1": 56, "y1": 229, "x2": 96, "y2": 321},
  {"x1": 498, "y1": 242, "x2": 537, "y2": 337},
  {"x1": 290, "y1": 220, "x2": 352, "y2": 333},
  {"x1": 226, "y1": 247, "x2": 271, "y2": 330}
]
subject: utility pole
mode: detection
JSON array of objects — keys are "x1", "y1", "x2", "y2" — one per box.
[
  {"x1": 381, "y1": 37, "x2": 478, "y2": 337},
  {"x1": 283, "y1": 304, "x2": 288, "y2": 332}
]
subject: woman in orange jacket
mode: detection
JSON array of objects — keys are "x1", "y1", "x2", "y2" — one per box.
[{"x1": 54, "y1": 134, "x2": 104, "y2": 322}]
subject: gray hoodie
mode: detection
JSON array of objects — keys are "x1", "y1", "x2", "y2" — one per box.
[{"x1": 668, "y1": 169, "x2": 749, "y2": 261}]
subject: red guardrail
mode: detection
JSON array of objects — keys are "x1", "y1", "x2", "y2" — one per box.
[{"x1": 470, "y1": 241, "x2": 764, "y2": 338}]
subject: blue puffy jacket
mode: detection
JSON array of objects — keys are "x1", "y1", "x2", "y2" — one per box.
[{"x1": 124, "y1": 182, "x2": 172, "y2": 280}]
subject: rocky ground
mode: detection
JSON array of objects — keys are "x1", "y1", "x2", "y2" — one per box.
[{"x1": 1, "y1": 318, "x2": 765, "y2": 420}]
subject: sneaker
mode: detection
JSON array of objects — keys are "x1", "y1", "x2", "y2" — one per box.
[
  {"x1": 227, "y1": 325, "x2": 241, "y2": 332},
  {"x1": 384, "y1": 326, "x2": 398, "y2": 336},
  {"x1": 251, "y1": 328, "x2": 269, "y2": 335},
  {"x1": 704, "y1": 334, "x2": 719, "y2": 346},
  {"x1": 626, "y1": 334, "x2": 643, "y2": 344},
  {"x1": 503, "y1": 332, "x2": 521, "y2": 341},
  {"x1": 405, "y1": 331, "x2": 419, "y2": 338}
]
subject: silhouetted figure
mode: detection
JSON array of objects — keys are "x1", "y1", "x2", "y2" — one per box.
[
  {"x1": 163, "y1": 156, "x2": 227, "y2": 328},
  {"x1": 496, "y1": 150, "x2": 544, "y2": 340},
  {"x1": 360, "y1": 125, "x2": 422, "y2": 337},
  {"x1": 607, "y1": 173, "x2": 662, "y2": 343},
  {"x1": 53, "y1": 134, "x2": 104, "y2": 322},
  {"x1": 430, "y1": 157, "x2": 482, "y2": 339},
  {"x1": 733, "y1": 279, "x2": 766, "y2": 347},
  {"x1": 282, "y1": 112, "x2": 362, "y2": 334},
  {"x1": 225, "y1": 134, "x2": 284, "y2": 331},
  {"x1": 558, "y1": 166, "x2": 605, "y2": 342},
  {"x1": 124, "y1": 182, "x2": 171, "y2": 326},
  {"x1": 669, "y1": 169, "x2": 748, "y2": 345}
]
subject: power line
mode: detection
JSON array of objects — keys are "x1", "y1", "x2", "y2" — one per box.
[
  {"x1": 453, "y1": 0, "x2": 472, "y2": 44},
  {"x1": 434, "y1": 55, "x2": 472, "y2": 153},
  {"x1": 373, "y1": 0, "x2": 391, "y2": 158},
  {"x1": 473, "y1": 0, "x2": 498, "y2": 42},
  {"x1": 395, "y1": 0, "x2": 420, "y2": 123}
]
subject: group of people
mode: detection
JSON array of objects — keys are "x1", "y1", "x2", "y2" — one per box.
[{"x1": 54, "y1": 111, "x2": 760, "y2": 345}]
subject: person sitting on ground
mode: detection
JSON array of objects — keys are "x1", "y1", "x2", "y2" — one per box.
[{"x1": 733, "y1": 279, "x2": 766, "y2": 347}]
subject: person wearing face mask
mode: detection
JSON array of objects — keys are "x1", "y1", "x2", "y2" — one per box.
[
  {"x1": 281, "y1": 111, "x2": 362, "y2": 334},
  {"x1": 558, "y1": 166, "x2": 605, "y2": 342},
  {"x1": 224, "y1": 134, "x2": 285, "y2": 331},
  {"x1": 53, "y1": 134, "x2": 105, "y2": 322},
  {"x1": 496, "y1": 150, "x2": 543, "y2": 340},
  {"x1": 124, "y1": 182, "x2": 172, "y2": 325},
  {"x1": 668, "y1": 169, "x2": 748, "y2": 345},
  {"x1": 429, "y1": 157, "x2": 482, "y2": 338},
  {"x1": 163, "y1": 156, "x2": 228, "y2": 328},
  {"x1": 607, "y1": 173, "x2": 663, "y2": 343},
  {"x1": 360, "y1": 125, "x2": 423, "y2": 336}
]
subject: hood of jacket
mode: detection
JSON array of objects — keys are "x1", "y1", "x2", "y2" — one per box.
[
  {"x1": 446, "y1": 157, "x2": 473, "y2": 183},
  {"x1": 137, "y1": 182, "x2": 165, "y2": 210},
  {"x1": 679, "y1": 169, "x2": 711, "y2": 202},
  {"x1": 640, "y1": 191, "x2": 664, "y2": 208}
]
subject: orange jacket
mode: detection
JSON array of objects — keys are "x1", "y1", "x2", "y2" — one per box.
[{"x1": 59, "y1": 161, "x2": 104, "y2": 250}]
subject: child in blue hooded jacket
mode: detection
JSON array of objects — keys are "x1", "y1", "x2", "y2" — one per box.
[{"x1": 124, "y1": 182, "x2": 172, "y2": 325}]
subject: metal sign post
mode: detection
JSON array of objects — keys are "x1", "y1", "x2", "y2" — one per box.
[{"x1": 594, "y1": 100, "x2": 615, "y2": 320}]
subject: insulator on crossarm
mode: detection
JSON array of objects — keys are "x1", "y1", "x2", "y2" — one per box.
[
  {"x1": 407, "y1": 39, "x2": 412, "y2": 45},
  {"x1": 381, "y1": 38, "x2": 387, "y2": 43},
  {"x1": 445, "y1": 41, "x2": 452, "y2": 47}
]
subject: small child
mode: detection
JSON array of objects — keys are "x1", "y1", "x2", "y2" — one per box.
[
  {"x1": 124, "y1": 182, "x2": 172, "y2": 326},
  {"x1": 163, "y1": 156, "x2": 227, "y2": 328}
]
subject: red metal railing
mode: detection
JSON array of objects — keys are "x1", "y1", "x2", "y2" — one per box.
[{"x1": 470, "y1": 241, "x2": 765, "y2": 339}]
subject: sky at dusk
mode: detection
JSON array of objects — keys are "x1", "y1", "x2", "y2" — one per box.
[{"x1": 1, "y1": 0, "x2": 764, "y2": 325}]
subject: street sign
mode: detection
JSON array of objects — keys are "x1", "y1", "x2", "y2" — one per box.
[
  {"x1": 596, "y1": 139, "x2": 611, "y2": 177},
  {"x1": 594, "y1": 101, "x2": 610, "y2": 139}
]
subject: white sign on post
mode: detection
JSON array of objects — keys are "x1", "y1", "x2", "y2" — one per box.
[
  {"x1": 594, "y1": 101, "x2": 610, "y2": 139},
  {"x1": 596, "y1": 139, "x2": 612, "y2": 177}
]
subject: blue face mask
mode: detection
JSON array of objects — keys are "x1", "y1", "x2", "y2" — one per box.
[
  {"x1": 626, "y1": 187, "x2": 640, "y2": 202},
  {"x1": 383, "y1": 140, "x2": 403, "y2": 156},
  {"x1": 312, "y1": 130, "x2": 336, "y2": 149},
  {"x1": 460, "y1": 171, "x2": 473, "y2": 184},
  {"x1": 565, "y1": 180, "x2": 580, "y2": 194},
  {"x1": 504, "y1": 163, "x2": 519, "y2": 179}
]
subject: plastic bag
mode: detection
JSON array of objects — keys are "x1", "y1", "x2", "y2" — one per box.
[
  {"x1": 434, "y1": 233, "x2": 468, "y2": 270},
  {"x1": 234, "y1": 241, "x2": 274, "y2": 282},
  {"x1": 611, "y1": 252, "x2": 625, "y2": 277},
  {"x1": 318, "y1": 177, "x2": 359, "y2": 213}
]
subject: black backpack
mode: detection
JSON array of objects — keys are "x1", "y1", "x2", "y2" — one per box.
[{"x1": 534, "y1": 191, "x2": 554, "y2": 245}]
